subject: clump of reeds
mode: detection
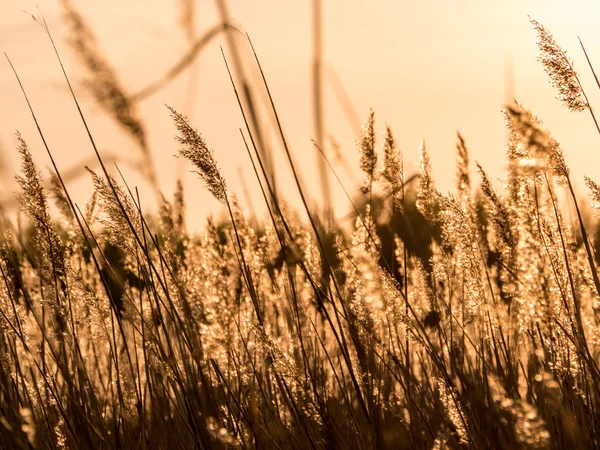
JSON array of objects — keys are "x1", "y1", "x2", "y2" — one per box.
[{"x1": 4, "y1": 11, "x2": 600, "y2": 450}]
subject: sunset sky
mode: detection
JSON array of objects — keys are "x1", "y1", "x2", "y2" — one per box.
[{"x1": 2, "y1": 1, "x2": 600, "y2": 230}]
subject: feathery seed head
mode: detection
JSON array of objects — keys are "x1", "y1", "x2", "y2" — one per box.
[
  {"x1": 477, "y1": 163, "x2": 516, "y2": 253},
  {"x1": 456, "y1": 132, "x2": 470, "y2": 195},
  {"x1": 15, "y1": 133, "x2": 49, "y2": 226},
  {"x1": 174, "y1": 179, "x2": 186, "y2": 236},
  {"x1": 168, "y1": 106, "x2": 227, "y2": 205},
  {"x1": 87, "y1": 168, "x2": 142, "y2": 253},
  {"x1": 358, "y1": 109, "x2": 377, "y2": 194},
  {"x1": 381, "y1": 124, "x2": 404, "y2": 211},
  {"x1": 530, "y1": 17, "x2": 587, "y2": 112},
  {"x1": 437, "y1": 192, "x2": 484, "y2": 320},
  {"x1": 416, "y1": 140, "x2": 437, "y2": 224},
  {"x1": 50, "y1": 171, "x2": 74, "y2": 222},
  {"x1": 505, "y1": 103, "x2": 569, "y2": 181},
  {"x1": 436, "y1": 377, "x2": 469, "y2": 445},
  {"x1": 585, "y1": 176, "x2": 600, "y2": 214},
  {"x1": 15, "y1": 133, "x2": 66, "y2": 276},
  {"x1": 60, "y1": 0, "x2": 148, "y2": 150}
]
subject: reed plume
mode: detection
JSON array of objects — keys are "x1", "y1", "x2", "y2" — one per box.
[
  {"x1": 381, "y1": 124, "x2": 404, "y2": 212},
  {"x1": 358, "y1": 109, "x2": 377, "y2": 195},
  {"x1": 530, "y1": 17, "x2": 588, "y2": 112},
  {"x1": 585, "y1": 176, "x2": 600, "y2": 212},
  {"x1": 15, "y1": 132, "x2": 66, "y2": 277},
  {"x1": 87, "y1": 167, "x2": 142, "y2": 255},
  {"x1": 416, "y1": 140, "x2": 436, "y2": 224},
  {"x1": 168, "y1": 106, "x2": 227, "y2": 205},
  {"x1": 504, "y1": 102, "x2": 569, "y2": 181},
  {"x1": 455, "y1": 132, "x2": 470, "y2": 196},
  {"x1": 59, "y1": 0, "x2": 158, "y2": 188}
]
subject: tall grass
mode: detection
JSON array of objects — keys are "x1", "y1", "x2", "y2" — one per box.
[{"x1": 2, "y1": 10, "x2": 600, "y2": 450}]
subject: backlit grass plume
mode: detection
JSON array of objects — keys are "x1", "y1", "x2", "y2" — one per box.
[
  {"x1": 87, "y1": 168, "x2": 143, "y2": 255},
  {"x1": 585, "y1": 176, "x2": 600, "y2": 212},
  {"x1": 15, "y1": 132, "x2": 66, "y2": 276},
  {"x1": 381, "y1": 124, "x2": 404, "y2": 211},
  {"x1": 60, "y1": 0, "x2": 158, "y2": 188},
  {"x1": 455, "y1": 132, "x2": 470, "y2": 195},
  {"x1": 15, "y1": 132, "x2": 52, "y2": 229},
  {"x1": 530, "y1": 17, "x2": 588, "y2": 112},
  {"x1": 168, "y1": 106, "x2": 227, "y2": 204},
  {"x1": 505, "y1": 102, "x2": 569, "y2": 181},
  {"x1": 358, "y1": 109, "x2": 377, "y2": 195},
  {"x1": 416, "y1": 140, "x2": 436, "y2": 223}
]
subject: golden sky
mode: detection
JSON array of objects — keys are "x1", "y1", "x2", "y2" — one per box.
[{"x1": 2, "y1": 1, "x2": 600, "y2": 230}]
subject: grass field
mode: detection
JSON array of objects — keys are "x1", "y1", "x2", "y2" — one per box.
[{"x1": 2, "y1": 3, "x2": 600, "y2": 449}]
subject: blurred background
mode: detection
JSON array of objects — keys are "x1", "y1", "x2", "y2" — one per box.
[{"x1": 1, "y1": 0, "x2": 600, "y2": 231}]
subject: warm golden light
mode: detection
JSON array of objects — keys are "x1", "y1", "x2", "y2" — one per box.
[
  {"x1": 2, "y1": 1, "x2": 600, "y2": 227},
  {"x1": 3, "y1": 2, "x2": 600, "y2": 449}
]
